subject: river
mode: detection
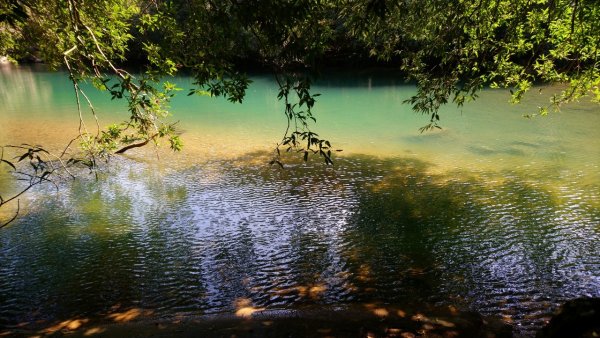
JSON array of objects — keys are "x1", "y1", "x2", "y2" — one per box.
[{"x1": 0, "y1": 65, "x2": 599, "y2": 337}]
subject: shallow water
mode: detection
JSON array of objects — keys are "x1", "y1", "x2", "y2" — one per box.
[{"x1": 0, "y1": 65, "x2": 599, "y2": 336}]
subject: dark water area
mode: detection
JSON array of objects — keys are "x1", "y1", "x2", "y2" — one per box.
[
  {"x1": 1, "y1": 153, "x2": 598, "y2": 336},
  {"x1": 0, "y1": 67, "x2": 599, "y2": 337}
]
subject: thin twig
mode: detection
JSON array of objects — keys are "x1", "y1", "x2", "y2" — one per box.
[
  {"x1": 0, "y1": 183, "x2": 34, "y2": 207},
  {"x1": 78, "y1": 87, "x2": 101, "y2": 137},
  {"x1": 0, "y1": 200, "x2": 20, "y2": 229}
]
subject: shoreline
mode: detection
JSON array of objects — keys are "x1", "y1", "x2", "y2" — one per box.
[{"x1": 2, "y1": 305, "x2": 513, "y2": 337}]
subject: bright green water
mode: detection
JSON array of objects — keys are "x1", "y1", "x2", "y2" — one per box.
[{"x1": 0, "y1": 65, "x2": 599, "y2": 336}]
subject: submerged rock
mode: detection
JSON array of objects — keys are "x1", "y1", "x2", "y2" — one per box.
[{"x1": 537, "y1": 298, "x2": 600, "y2": 338}]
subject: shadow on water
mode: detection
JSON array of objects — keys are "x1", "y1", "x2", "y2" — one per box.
[
  {"x1": 0, "y1": 151, "x2": 598, "y2": 337},
  {"x1": 313, "y1": 69, "x2": 409, "y2": 89},
  {"x1": 467, "y1": 145, "x2": 527, "y2": 156}
]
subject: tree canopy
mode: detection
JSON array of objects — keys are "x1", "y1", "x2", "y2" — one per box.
[{"x1": 1, "y1": 0, "x2": 599, "y2": 223}]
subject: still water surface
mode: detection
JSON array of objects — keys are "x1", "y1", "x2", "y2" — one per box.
[{"x1": 0, "y1": 66, "x2": 599, "y2": 336}]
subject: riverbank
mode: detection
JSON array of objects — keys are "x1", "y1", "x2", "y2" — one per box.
[{"x1": 2, "y1": 304, "x2": 513, "y2": 337}]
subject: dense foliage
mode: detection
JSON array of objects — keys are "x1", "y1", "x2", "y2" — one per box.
[
  {"x1": 344, "y1": 0, "x2": 600, "y2": 130},
  {"x1": 1, "y1": 0, "x2": 599, "y2": 222}
]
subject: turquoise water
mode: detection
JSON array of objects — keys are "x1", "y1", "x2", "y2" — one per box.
[{"x1": 0, "y1": 65, "x2": 599, "y2": 336}]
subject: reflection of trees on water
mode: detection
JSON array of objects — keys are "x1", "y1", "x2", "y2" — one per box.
[
  {"x1": 0, "y1": 153, "x2": 598, "y2": 336},
  {"x1": 341, "y1": 157, "x2": 599, "y2": 336},
  {"x1": 0, "y1": 65, "x2": 53, "y2": 113}
]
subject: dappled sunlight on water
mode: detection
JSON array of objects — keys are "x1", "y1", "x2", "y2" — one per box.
[
  {"x1": 1, "y1": 68, "x2": 599, "y2": 337},
  {"x1": 0, "y1": 304, "x2": 154, "y2": 337},
  {"x1": 1, "y1": 153, "x2": 597, "y2": 336},
  {"x1": 234, "y1": 298, "x2": 265, "y2": 318}
]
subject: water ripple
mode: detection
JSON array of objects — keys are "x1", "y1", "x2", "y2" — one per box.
[{"x1": 0, "y1": 155, "x2": 598, "y2": 337}]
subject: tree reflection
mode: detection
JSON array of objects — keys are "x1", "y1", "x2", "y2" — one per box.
[{"x1": 0, "y1": 152, "x2": 598, "y2": 337}]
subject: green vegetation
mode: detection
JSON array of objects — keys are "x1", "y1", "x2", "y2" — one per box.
[
  {"x1": 1, "y1": 0, "x2": 599, "y2": 222},
  {"x1": 345, "y1": 0, "x2": 600, "y2": 129}
]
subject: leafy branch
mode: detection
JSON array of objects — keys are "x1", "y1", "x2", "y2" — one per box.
[
  {"x1": 61, "y1": 0, "x2": 184, "y2": 167},
  {"x1": 0, "y1": 145, "x2": 82, "y2": 228},
  {"x1": 271, "y1": 73, "x2": 340, "y2": 168}
]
